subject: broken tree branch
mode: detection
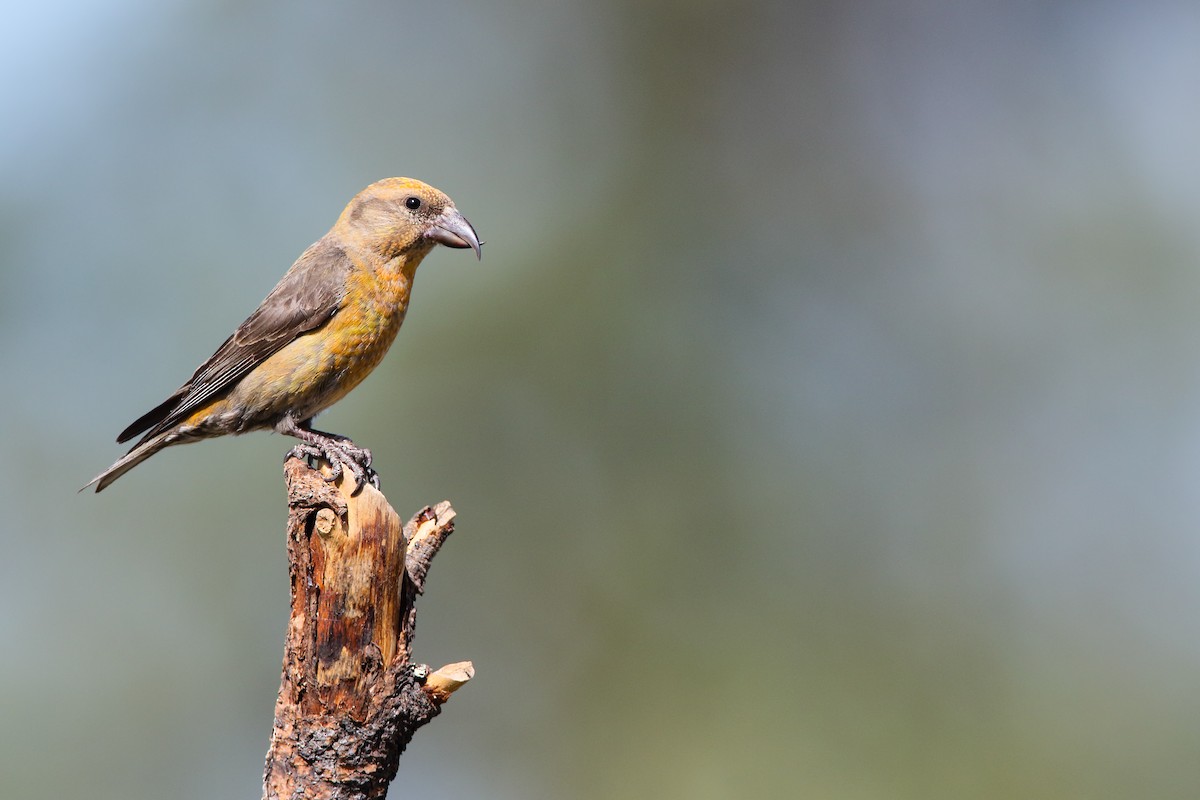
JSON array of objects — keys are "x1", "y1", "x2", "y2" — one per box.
[{"x1": 262, "y1": 457, "x2": 472, "y2": 800}]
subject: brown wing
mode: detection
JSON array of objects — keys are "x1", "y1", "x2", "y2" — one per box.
[{"x1": 117, "y1": 236, "x2": 353, "y2": 443}]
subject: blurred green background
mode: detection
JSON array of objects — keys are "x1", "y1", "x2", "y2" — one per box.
[{"x1": 4, "y1": 2, "x2": 1200, "y2": 798}]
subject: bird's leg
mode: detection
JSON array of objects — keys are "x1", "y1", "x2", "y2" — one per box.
[{"x1": 277, "y1": 414, "x2": 379, "y2": 493}]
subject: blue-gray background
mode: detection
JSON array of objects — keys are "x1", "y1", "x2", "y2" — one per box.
[{"x1": 4, "y1": 2, "x2": 1200, "y2": 798}]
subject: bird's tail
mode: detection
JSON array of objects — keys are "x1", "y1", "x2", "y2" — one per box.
[{"x1": 82, "y1": 430, "x2": 180, "y2": 493}]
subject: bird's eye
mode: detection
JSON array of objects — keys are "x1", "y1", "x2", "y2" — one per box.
[{"x1": 405, "y1": 197, "x2": 421, "y2": 210}]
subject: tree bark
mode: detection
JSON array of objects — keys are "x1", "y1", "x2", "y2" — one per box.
[{"x1": 263, "y1": 458, "x2": 473, "y2": 800}]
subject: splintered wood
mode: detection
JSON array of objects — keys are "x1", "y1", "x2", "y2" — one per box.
[{"x1": 263, "y1": 458, "x2": 473, "y2": 800}]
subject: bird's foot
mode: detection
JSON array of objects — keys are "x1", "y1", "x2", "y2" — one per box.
[
  {"x1": 285, "y1": 440, "x2": 379, "y2": 495},
  {"x1": 321, "y1": 432, "x2": 374, "y2": 467}
]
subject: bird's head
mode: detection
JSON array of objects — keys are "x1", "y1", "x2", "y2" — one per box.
[{"x1": 336, "y1": 177, "x2": 481, "y2": 262}]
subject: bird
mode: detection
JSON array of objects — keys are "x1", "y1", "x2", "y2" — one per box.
[{"x1": 85, "y1": 177, "x2": 481, "y2": 493}]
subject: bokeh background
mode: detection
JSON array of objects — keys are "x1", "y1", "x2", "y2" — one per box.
[{"x1": 4, "y1": 2, "x2": 1200, "y2": 798}]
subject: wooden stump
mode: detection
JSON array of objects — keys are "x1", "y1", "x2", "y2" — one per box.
[{"x1": 262, "y1": 458, "x2": 472, "y2": 800}]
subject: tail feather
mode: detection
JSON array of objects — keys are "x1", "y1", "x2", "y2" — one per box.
[
  {"x1": 117, "y1": 390, "x2": 185, "y2": 444},
  {"x1": 82, "y1": 431, "x2": 178, "y2": 493}
]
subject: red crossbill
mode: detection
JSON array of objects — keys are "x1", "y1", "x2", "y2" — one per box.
[{"x1": 86, "y1": 177, "x2": 481, "y2": 493}]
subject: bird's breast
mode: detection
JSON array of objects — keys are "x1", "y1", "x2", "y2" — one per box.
[
  {"x1": 217, "y1": 265, "x2": 415, "y2": 426},
  {"x1": 322, "y1": 266, "x2": 414, "y2": 392}
]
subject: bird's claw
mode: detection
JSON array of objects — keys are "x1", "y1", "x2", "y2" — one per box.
[
  {"x1": 323, "y1": 433, "x2": 372, "y2": 469},
  {"x1": 285, "y1": 441, "x2": 378, "y2": 495}
]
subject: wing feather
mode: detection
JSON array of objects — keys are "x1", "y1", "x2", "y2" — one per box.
[{"x1": 117, "y1": 236, "x2": 353, "y2": 443}]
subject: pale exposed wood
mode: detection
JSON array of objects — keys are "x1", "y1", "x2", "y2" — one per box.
[{"x1": 423, "y1": 661, "x2": 476, "y2": 703}]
